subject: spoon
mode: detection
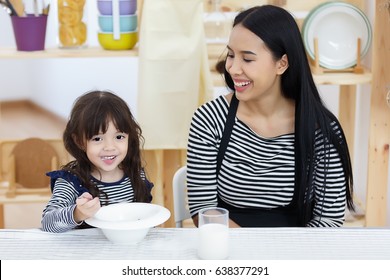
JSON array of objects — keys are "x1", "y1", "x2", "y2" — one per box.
[
  {"x1": 112, "y1": 0, "x2": 120, "y2": 40},
  {"x1": 0, "y1": 0, "x2": 16, "y2": 15},
  {"x1": 9, "y1": 0, "x2": 24, "y2": 16},
  {"x1": 33, "y1": 0, "x2": 38, "y2": 16},
  {"x1": 0, "y1": 2, "x2": 11, "y2": 15}
]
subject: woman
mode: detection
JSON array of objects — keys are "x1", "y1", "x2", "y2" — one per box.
[{"x1": 186, "y1": 5, "x2": 354, "y2": 227}]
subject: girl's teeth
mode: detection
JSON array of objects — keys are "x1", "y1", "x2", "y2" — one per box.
[{"x1": 102, "y1": 156, "x2": 115, "y2": 160}]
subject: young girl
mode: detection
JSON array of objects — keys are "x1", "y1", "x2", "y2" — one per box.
[
  {"x1": 187, "y1": 5, "x2": 354, "y2": 227},
  {"x1": 41, "y1": 90, "x2": 153, "y2": 233}
]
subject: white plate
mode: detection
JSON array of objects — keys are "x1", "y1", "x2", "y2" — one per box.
[
  {"x1": 85, "y1": 202, "x2": 171, "y2": 230},
  {"x1": 302, "y1": 2, "x2": 372, "y2": 70}
]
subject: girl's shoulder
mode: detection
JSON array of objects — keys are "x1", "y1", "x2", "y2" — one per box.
[{"x1": 46, "y1": 170, "x2": 88, "y2": 195}]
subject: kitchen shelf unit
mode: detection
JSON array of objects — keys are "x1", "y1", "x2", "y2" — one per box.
[{"x1": 0, "y1": 47, "x2": 138, "y2": 59}]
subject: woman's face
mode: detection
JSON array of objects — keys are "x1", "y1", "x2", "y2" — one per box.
[
  {"x1": 86, "y1": 120, "x2": 128, "y2": 182},
  {"x1": 225, "y1": 24, "x2": 287, "y2": 102}
]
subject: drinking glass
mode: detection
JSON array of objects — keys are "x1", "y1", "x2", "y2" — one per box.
[
  {"x1": 198, "y1": 207, "x2": 229, "y2": 260},
  {"x1": 203, "y1": 0, "x2": 230, "y2": 44}
]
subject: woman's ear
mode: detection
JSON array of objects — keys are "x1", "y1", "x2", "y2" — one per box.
[{"x1": 277, "y1": 54, "x2": 289, "y2": 75}]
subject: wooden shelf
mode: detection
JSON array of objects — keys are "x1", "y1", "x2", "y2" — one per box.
[
  {"x1": 211, "y1": 69, "x2": 372, "y2": 87},
  {"x1": 207, "y1": 43, "x2": 372, "y2": 86},
  {"x1": 0, "y1": 46, "x2": 138, "y2": 59},
  {"x1": 312, "y1": 70, "x2": 372, "y2": 85},
  {"x1": 1, "y1": 43, "x2": 372, "y2": 87}
]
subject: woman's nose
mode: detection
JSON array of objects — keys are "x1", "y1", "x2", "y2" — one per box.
[{"x1": 227, "y1": 59, "x2": 242, "y2": 75}]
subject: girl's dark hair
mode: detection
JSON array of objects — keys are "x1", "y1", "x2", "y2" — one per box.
[
  {"x1": 223, "y1": 5, "x2": 354, "y2": 225},
  {"x1": 62, "y1": 90, "x2": 150, "y2": 203}
]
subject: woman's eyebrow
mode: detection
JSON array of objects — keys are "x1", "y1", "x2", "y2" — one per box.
[{"x1": 226, "y1": 45, "x2": 256, "y2": 55}]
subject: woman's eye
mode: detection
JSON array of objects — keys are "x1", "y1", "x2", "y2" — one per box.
[{"x1": 227, "y1": 53, "x2": 234, "y2": 58}]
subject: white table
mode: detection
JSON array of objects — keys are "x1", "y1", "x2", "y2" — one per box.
[{"x1": 0, "y1": 227, "x2": 389, "y2": 260}]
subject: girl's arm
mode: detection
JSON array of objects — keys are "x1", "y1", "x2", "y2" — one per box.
[{"x1": 41, "y1": 178, "x2": 84, "y2": 233}]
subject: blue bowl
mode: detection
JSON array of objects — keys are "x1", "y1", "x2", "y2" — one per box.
[{"x1": 98, "y1": 14, "x2": 137, "y2": 32}]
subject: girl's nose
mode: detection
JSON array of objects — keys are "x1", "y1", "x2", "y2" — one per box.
[{"x1": 103, "y1": 139, "x2": 115, "y2": 150}]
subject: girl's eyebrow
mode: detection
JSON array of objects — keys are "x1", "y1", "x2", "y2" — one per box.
[{"x1": 226, "y1": 45, "x2": 257, "y2": 56}]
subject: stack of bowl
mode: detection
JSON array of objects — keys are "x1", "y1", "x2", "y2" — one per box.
[{"x1": 97, "y1": 0, "x2": 138, "y2": 50}]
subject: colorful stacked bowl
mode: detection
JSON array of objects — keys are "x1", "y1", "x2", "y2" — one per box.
[{"x1": 97, "y1": 0, "x2": 138, "y2": 50}]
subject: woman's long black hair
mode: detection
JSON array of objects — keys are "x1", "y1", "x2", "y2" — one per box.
[
  {"x1": 223, "y1": 5, "x2": 354, "y2": 225},
  {"x1": 62, "y1": 90, "x2": 151, "y2": 203}
]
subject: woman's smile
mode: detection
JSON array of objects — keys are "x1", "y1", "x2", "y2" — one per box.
[{"x1": 233, "y1": 79, "x2": 252, "y2": 92}]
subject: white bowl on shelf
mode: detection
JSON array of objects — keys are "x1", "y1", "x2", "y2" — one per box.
[
  {"x1": 302, "y1": 2, "x2": 372, "y2": 70},
  {"x1": 85, "y1": 202, "x2": 170, "y2": 244}
]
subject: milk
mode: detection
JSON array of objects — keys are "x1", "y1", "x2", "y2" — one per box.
[{"x1": 198, "y1": 223, "x2": 229, "y2": 260}]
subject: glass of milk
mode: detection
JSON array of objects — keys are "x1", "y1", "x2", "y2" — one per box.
[{"x1": 197, "y1": 207, "x2": 229, "y2": 260}]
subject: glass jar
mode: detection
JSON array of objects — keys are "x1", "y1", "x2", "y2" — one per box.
[
  {"x1": 57, "y1": 0, "x2": 88, "y2": 48},
  {"x1": 203, "y1": 0, "x2": 229, "y2": 44}
]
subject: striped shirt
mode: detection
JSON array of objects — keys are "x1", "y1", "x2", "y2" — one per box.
[
  {"x1": 187, "y1": 95, "x2": 347, "y2": 227},
  {"x1": 41, "y1": 174, "x2": 136, "y2": 233}
]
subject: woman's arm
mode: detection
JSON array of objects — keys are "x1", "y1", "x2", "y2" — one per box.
[
  {"x1": 186, "y1": 99, "x2": 226, "y2": 218},
  {"x1": 308, "y1": 141, "x2": 347, "y2": 227}
]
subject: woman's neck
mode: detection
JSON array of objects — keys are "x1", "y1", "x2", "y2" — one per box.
[{"x1": 236, "y1": 94, "x2": 295, "y2": 138}]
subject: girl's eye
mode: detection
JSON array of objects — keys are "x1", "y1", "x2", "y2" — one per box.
[
  {"x1": 116, "y1": 134, "x2": 126, "y2": 140},
  {"x1": 91, "y1": 136, "x2": 102, "y2": 142}
]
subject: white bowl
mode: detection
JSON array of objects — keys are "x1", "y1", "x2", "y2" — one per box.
[
  {"x1": 302, "y1": 2, "x2": 372, "y2": 70},
  {"x1": 85, "y1": 202, "x2": 170, "y2": 244}
]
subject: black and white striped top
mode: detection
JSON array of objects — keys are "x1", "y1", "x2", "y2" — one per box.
[
  {"x1": 187, "y1": 95, "x2": 347, "y2": 227},
  {"x1": 41, "y1": 175, "x2": 135, "y2": 233}
]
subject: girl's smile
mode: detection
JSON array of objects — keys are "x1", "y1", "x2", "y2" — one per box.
[{"x1": 101, "y1": 155, "x2": 118, "y2": 165}]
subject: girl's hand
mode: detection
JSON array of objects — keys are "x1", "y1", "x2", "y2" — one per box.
[{"x1": 73, "y1": 192, "x2": 101, "y2": 223}]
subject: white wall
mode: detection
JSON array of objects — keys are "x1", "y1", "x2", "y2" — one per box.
[{"x1": 0, "y1": 0, "x2": 139, "y2": 117}]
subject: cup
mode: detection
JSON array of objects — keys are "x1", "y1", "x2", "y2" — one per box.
[
  {"x1": 11, "y1": 15, "x2": 48, "y2": 51},
  {"x1": 198, "y1": 207, "x2": 229, "y2": 260}
]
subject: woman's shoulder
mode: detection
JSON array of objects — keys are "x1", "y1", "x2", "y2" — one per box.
[{"x1": 194, "y1": 93, "x2": 232, "y2": 116}]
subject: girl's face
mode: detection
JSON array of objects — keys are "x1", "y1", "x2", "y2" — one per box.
[
  {"x1": 225, "y1": 24, "x2": 287, "y2": 102},
  {"x1": 86, "y1": 120, "x2": 128, "y2": 182}
]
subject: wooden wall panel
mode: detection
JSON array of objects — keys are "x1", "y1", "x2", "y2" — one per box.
[
  {"x1": 365, "y1": 1, "x2": 390, "y2": 226},
  {"x1": 143, "y1": 149, "x2": 186, "y2": 227}
]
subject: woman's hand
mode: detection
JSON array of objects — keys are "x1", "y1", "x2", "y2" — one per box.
[{"x1": 73, "y1": 192, "x2": 101, "y2": 223}]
